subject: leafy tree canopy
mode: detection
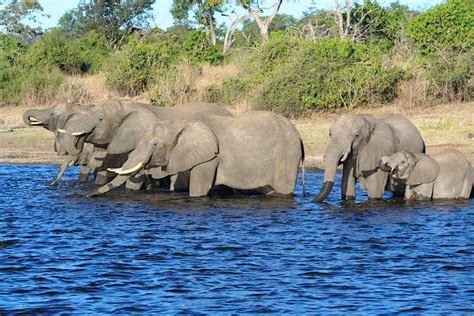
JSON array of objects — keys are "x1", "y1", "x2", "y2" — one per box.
[
  {"x1": 57, "y1": 0, "x2": 155, "y2": 47},
  {"x1": 0, "y1": 0, "x2": 48, "y2": 41}
]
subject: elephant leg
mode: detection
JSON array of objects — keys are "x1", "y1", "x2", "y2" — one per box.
[
  {"x1": 125, "y1": 170, "x2": 146, "y2": 191},
  {"x1": 387, "y1": 175, "x2": 405, "y2": 196},
  {"x1": 341, "y1": 159, "x2": 356, "y2": 200},
  {"x1": 364, "y1": 169, "x2": 388, "y2": 199},
  {"x1": 79, "y1": 166, "x2": 90, "y2": 182},
  {"x1": 170, "y1": 171, "x2": 190, "y2": 192},
  {"x1": 95, "y1": 170, "x2": 109, "y2": 185},
  {"x1": 407, "y1": 183, "x2": 433, "y2": 200},
  {"x1": 189, "y1": 159, "x2": 218, "y2": 197}
]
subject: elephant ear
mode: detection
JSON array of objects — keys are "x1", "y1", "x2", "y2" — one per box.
[
  {"x1": 407, "y1": 154, "x2": 440, "y2": 185},
  {"x1": 166, "y1": 121, "x2": 218, "y2": 175},
  {"x1": 358, "y1": 122, "x2": 396, "y2": 172}
]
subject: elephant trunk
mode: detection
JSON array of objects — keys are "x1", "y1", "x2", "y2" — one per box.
[
  {"x1": 89, "y1": 146, "x2": 153, "y2": 197},
  {"x1": 313, "y1": 148, "x2": 342, "y2": 203},
  {"x1": 23, "y1": 109, "x2": 49, "y2": 128},
  {"x1": 63, "y1": 133, "x2": 86, "y2": 156},
  {"x1": 378, "y1": 156, "x2": 393, "y2": 172},
  {"x1": 109, "y1": 144, "x2": 153, "y2": 176}
]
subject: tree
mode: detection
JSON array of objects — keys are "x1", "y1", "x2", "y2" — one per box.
[
  {"x1": 0, "y1": 0, "x2": 48, "y2": 41},
  {"x1": 57, "y1": 0, "x2": 155, "y2": 48},
  {"x1": 237, "y1": 0, "x2": 283, "y2": 42},
  {"x1": 171, "y1": 0, "x2": 225, "y2": 45}
]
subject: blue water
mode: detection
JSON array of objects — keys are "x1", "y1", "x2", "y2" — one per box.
[{"x1": 0, "y1": 164, "x2": 472, "y2": 314}]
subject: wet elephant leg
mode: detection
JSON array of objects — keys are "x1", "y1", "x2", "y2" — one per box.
[
  {"x1": 171, "y1": 171, "x2": 190, "y2": 192},
  {"x1": 364, "y1": 169, "x2": 388, "y2": 199},
  {"x1": 341, "y1": 159, "x2": 356, "y2": 200},
  {"x1": 189, "y1": 159, "x2": 218, "y2": 197},
  {"x1": 95, "y1": 171, "x2": 109, "y2": 185},
  {"x1": 79, "y1": 166, "x2": 90, "y2": 182},
  {"x1": 94, "y1": 153, "x2": 126, "y2": 185}
]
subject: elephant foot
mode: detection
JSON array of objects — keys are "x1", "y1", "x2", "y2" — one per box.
[
  {"x1": 79, "y1": 173, "x2": 89, "y2": 183},
  {"x1": 342, "y1": 195, "x2": 355, "y2": 200}
]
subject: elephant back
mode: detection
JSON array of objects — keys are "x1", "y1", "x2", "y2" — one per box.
[{"x1": 382, "y1": 114, "x2": 425, "y2": 154}]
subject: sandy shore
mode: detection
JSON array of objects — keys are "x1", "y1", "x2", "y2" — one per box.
[{"x1": 1, "y1": 102, "x2": 472, "y2": 169}]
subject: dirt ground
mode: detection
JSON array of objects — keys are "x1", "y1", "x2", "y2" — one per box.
[{"x1": 1, "y1": 102, "x2": 472, "y2": 168}]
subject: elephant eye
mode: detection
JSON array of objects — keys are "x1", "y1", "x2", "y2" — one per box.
[{"x1": 401, "y1": 161, "x2": 405, "y2": 164}]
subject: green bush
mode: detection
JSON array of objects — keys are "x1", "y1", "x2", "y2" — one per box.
[
  {"x1": 25, "y1": 29, "x2": 110, "y2": 74},
  {"x1": 0, "y1": 34, "x2": 28, "y2": 65},
  {"x1": 105, "y1": 37, "x2": 180, "y2": 96},
  {"x1": 0, "y1": 33, "x2": 64, "y2": 106},
  {"x1": 425, "y1": 49, "x2": 473, "y2": 102},
  {"x1": 0, "y1": 60, "x2": 63, "y2": 106},
  {"x1": 206, "y1": 37, "x2": 405, "y2": 116},
  {"x1": 407, "y1": 0, "x2": 474, "y2": 56},
  {"x1": 182, "y1": 29, "x2": 222, "y2": 65}
]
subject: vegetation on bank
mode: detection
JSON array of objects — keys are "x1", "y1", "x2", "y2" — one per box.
[{"x1": 0, "y1": 0, "x2": 472, "y2": 116}]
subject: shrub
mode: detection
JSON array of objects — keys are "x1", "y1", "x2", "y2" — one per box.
[
  {"x1": 182, "y1": 29, "x2": 222, "y2": 65},
  {"x1": 407, "y1": 0, "x2": 474, "y2": 56},
  {"x1": 425, "y1": 49, "x2": 473, "y2": 102},
  {"x1": 105, "y1": 37, "x2": 180, "y2": 96},
  {"x1": 207, "y1": 38, "x2": 404, "y2": 116},
  {"x1": 0, "y1": 34, "x2": 28, "y2": 65}
]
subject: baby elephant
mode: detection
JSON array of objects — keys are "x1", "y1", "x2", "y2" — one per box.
[{"x1": 379, "y1": 149, "x2": 472, "y2": 200}]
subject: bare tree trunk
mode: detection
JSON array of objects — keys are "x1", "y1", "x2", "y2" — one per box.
[
  {"x1": 335, "y1": 0, "x2": 345, "y2": 38},
  {"x1": 245, "y1": 0, "x2": 283, "y2": 43},
  {"x1": 223, "y1": 12, "x2": 250, "y2": 54},
  {"x1": 207, "y1": 9, "x2": 217, "y2": 46}
]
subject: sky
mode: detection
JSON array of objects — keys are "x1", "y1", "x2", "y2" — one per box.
[{"x1": 34, "y1": 0, "x2": 445, "y2": 30}]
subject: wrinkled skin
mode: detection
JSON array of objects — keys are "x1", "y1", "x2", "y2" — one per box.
[
  {"x1": 379, "y1": 149, "x2": 472, "y2": 200},
  {"x1": 313, "y1": 114, "x2": 425, "y2": 202},
  {"x1": 62, "y1": 100, "x2": 233, "y2": 190},
  {"x1": 23, "y1": 103, "x2": 97, "y2": 184},
  {"x1": 87, "y1": 112, "x2": 304, "y2": 198}
]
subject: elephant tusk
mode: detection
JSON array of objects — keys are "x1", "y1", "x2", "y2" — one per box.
[
  {"x1": 69, "y1": 161, "x2": 75, "y2": 166},
  {"x1": 340, "y1": 152, "x2": 349, "y2": 162},
  {"x1": 391, "y1": 167, "x2": 395, "y2": 173},
  {"x1": 108, "y1": 162, "x2": 144, "y2": 175},
  {"x1": 72, "y1": 131, "x2": 86, "y2": 136},
  {"x1": 30, "y1": 121, "x2": 43, "y2": 125},
  {"x1": 29, "y1": 117, "x2": 41, "y2": 122},
  {"x1": 57, "y1": 129, "x2": 66, "y2": 133}
]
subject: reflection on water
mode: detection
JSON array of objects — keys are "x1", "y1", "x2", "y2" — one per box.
[{"x1": 0, "y1": 164, "x2": 472, "y2": 313}]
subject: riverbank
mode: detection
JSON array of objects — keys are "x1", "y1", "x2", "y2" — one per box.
[{"x1": 1, "y1": 102, "x2": 472, "y2": 168}]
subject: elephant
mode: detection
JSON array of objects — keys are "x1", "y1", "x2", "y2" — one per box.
[
  {"x1": 379, "y1": 149, "x2": 472, "y2": 200},
  {"x1": 86, "y1": 111, "x2": 305, "y2": 198},
  {"x1": 61, "y1": 100, "x2": 233, "y2": 190},
  {"x1": 23, "y1": 103, "x2": 98, "y2": 184},
  {"x1": 313, "y1": 114, "x2": 425, "y2": 202}
]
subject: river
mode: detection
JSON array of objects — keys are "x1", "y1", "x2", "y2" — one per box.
[{"x1": 0, "y1": 164, "x2": 472, "y2": 313}]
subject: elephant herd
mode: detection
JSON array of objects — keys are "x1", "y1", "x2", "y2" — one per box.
[{"x1": 23, "y1": 100, "x2": 472, "y2": 202}]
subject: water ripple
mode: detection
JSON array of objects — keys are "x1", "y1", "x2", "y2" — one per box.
[{"x1": 0, "y1": 164, "x2": 472, "y2": 313}]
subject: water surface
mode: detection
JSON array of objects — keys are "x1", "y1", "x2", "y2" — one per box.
[{"x1": 0, "y1": 164, "x2": 472, "y2": 313}]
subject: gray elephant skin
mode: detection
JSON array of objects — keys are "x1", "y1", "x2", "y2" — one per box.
[
  {"x1": 23, "y1": 103, "x2": 99, "y2": 184},
  {"x1": 379, "y1": 149, "x2": 472, "y2": 200},
  {"x1": 87, "y1": 111, "x2": 304, "y2": 198},
  {"x1": 62, "y1": 100, "x2": 233, "y2": 190},
  {"x1": 313, "y1": 114, "x2": 425, "y2": 202}
]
